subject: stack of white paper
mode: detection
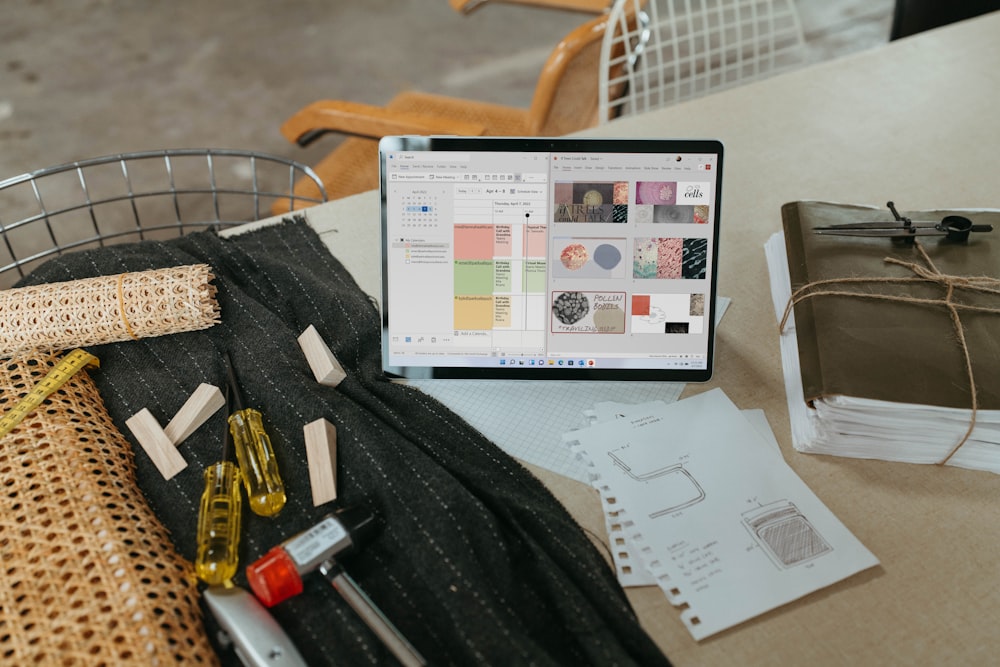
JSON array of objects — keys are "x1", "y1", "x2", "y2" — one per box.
[
  {"x1": 764, "y1": 233, "x2": 1000, "y2": 474},
  {"x1": 564, "y1": 388, "x2": 879, "y2": 640}
]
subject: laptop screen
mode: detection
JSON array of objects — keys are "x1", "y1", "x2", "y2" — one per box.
[{"x1": 379, "y1": 136, "x2": 723, "y2": 381}]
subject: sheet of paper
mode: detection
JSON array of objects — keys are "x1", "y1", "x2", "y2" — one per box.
[
  {"x1": 593, "y1": 402, "x2": 779, "y2": 456},
  {"x1": 585, "y1": 402, "x2": 783, "y2": 588},
  {"x1": 407, "y1": 297, "x2": 730, "y2": 482},
  {"x1": 565, "y1": 388, "x2": 879, "y2": 639}
]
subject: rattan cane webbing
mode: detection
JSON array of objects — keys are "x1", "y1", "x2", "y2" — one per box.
[
  {"x1": 0, "y1": 353, "x2": 217, "y2": 666},
  {"x1": 0, "y1": 264, "x2": 220, "y2": 358}
]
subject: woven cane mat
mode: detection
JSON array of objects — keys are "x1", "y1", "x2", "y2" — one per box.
[
  {"x1": 0, "y1": 352, "x2": 217, "y2": 666},
  {"x1": 0, "y1": 264, "x2": 219, "y2": 358}
]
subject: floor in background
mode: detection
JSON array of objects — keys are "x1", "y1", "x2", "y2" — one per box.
[
  {"x1": 0, "y1": 1, "x2": 894, "y2": 283},
  {"x1": 1, "y1": 0, "x2": 893, "y2": 184}
]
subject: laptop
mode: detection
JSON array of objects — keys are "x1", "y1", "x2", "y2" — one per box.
[{"x1": 378, "y1": 136, "x2": 723, "y2": 381}]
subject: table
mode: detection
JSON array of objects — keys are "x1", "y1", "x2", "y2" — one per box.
[{"x1": 259, "y1": 11, "x2": 1000, "y2": 665}]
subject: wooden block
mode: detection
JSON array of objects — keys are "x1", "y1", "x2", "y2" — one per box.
[
  {"x1": 163, "y1": 383, "x2": 225, "y2": 445},
  {"x1": 298, "y1": 325, "x2": 347, "y2": 387},
  {"x1": 126, "y1": 408, "x2": 187, "y2": 480},
  {"x1": 303, "y1": 418, "x2": 338, "y2": 506}
]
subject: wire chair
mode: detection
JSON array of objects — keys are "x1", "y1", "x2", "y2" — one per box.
[
  {"x1": 599, "y1": 0, "x2": 807, "y2": 121},
  {"x1": 0, "y1": 148, "x2": 327, "y2": 288}
]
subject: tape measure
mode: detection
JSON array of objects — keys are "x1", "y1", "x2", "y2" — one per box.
[{"x1": 0, "y1": 349, "x2": 100, "y2": 438}]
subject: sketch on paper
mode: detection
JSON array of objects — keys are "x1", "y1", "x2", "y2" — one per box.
[
  {"x1": 743, "y1": 500, "x2": 833, "y2": 569},
  {"x1": 608, "y1": 451, "x2": 705, "y2": 517}
]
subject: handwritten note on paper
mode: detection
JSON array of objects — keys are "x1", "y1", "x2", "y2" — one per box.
[{"x1": 565, "y1": 388, "x2": 879, "y2": 640}]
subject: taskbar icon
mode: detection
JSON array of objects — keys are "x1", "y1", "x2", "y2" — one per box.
[{"x1": 498, "y1": 357, "x2": 598, "y2": 368}]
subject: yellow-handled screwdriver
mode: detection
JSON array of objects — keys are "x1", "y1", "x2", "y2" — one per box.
[
  {"x1": 195, "y1": 388, "x2": 242, "y2": 585},
  {"x1": 224, "y1": 351, "x2": 286, "y2": 517}
]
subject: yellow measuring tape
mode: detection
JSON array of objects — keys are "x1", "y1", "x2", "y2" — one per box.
[{"x1": 0, "y1": 349, "x2": 100, "y2": 438}]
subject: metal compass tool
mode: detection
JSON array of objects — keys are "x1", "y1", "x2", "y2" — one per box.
[{"x1": 813, "y1": 201, "x2": 993, "y2": 242}]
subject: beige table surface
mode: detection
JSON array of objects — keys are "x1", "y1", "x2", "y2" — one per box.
[{"x1": 248, "y1": 11, "x2": 1000, "y2": 665}]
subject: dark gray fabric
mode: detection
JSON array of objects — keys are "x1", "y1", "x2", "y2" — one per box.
[{"x1": 20, "y1": 218, "x2": 671, "y2": 666}]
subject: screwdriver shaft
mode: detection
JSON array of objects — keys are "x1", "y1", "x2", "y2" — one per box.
[{"x1": 319, "y1": 560, "x2": 426, "y2": 667}]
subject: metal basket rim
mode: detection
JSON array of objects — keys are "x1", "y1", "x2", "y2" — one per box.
[
  {"x1": 0, "y1": 147, "x2": 327, "y2": 194},
  {"x1": 0, "y1": 147, "x2": 328, "y2": 285}
]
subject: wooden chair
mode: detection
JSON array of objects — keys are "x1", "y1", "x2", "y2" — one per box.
[
  {"x1": 286, "y1": 0, "x2": 806, "y2": 209},
  {"x1": 448, "y1": 0, "x2": 612, "y2": 14},
  {"x1": 276, "y1": 13, "x2": 612, "y2": 208}
]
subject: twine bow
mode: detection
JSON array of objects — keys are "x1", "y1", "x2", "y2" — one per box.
[{"x1": 779, "y1": 241, "x2": 1000, "y2": 465}]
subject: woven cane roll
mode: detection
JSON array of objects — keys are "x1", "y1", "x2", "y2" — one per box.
[
  {"x1": 0, "y1": 264, "x2": 220, "y2": 358},
  {"x1": 0, "y1": 353, "x2": 218, "y2": 665}
]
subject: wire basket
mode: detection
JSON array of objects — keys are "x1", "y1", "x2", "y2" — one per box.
[{"x1": 0, "y1": 148, "x2": 327, "y2": 288}]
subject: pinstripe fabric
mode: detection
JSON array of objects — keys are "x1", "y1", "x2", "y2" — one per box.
[{"x1": 19, "y1": 219, "x2": 671, "y2": 666}]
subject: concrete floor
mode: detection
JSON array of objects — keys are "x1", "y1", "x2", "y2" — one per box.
[
  {"x1": 1, "y1": 0, "x2": 892, "y2": 182},
  {"x1": 0, "y1": 0, "x2": 895, "y2": 283}
]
